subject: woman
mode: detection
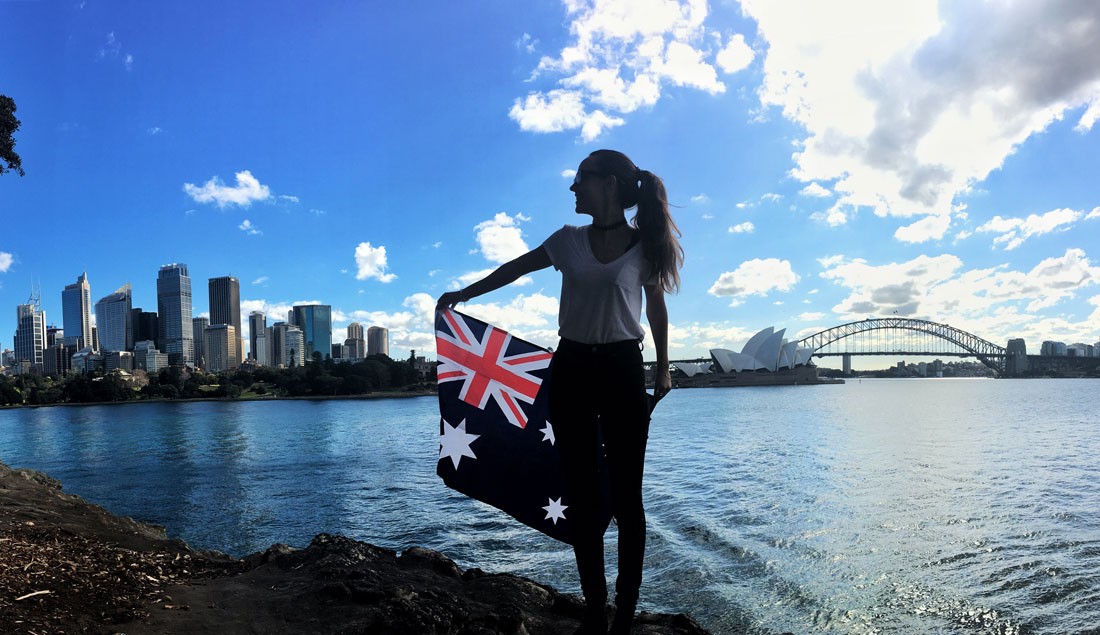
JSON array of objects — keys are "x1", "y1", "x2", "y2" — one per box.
[{"x1": 437, "y1": 149, "x2": 683, "y2": 634}]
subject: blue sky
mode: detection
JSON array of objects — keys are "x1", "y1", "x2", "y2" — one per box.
[{"x1": 2, "y1": 0, "x2": 1099, "y2": 367}]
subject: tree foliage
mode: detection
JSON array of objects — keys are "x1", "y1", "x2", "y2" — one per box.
[
  {"x1": 0, "y1": 355, "x2": 432, "y2": 407},
  {"x1": 0, "y1": 95, "x2": 24, "y2": 177}
]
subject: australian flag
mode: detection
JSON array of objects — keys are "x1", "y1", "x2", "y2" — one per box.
[{"x1": 435, "y1": 309, "x2": 611, "y2": 545}]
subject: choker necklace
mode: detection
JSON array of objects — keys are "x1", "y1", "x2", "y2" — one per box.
[{"x1": 591, "y1": 219, "x2": 628, "y2": 231}]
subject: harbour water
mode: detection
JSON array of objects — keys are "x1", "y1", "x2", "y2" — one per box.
[{"x1": 1, "y1": 379, "x2": 1097, "y2": 634}]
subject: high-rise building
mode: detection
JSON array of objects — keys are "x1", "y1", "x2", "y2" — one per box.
[
  {"x1": 249, "y1": 311, "x2": 266, "y2": 363},
  {"x1": 14, "y1": 301, "x2": 46, "y2": 370},
  {"x1": 290, "y1": 305, "x2": 332, "y2": 361},
  {"x1": 46, "y1": 325, "x2": 63, "y2": 348},
  {"x1": 269, "y1": 322, "x2": 289, "y2": 368},
  {"x1": 285, "y1": 325, "x2": 305, "y2": 367},
  {"x1": 192, "y1": 317, "x2": 209, "y2": 369},
  {"x1": 62, "y1": 272, "x2": 92, "y2": 350},
  {"x1": 157, "y1": 264, "x2": 193, "y2": 366},
  {"x1": 134, "y1": 340, "x2": 170, "y2": 373},
  {"x1": 208, "y1": 276, "x2": 242, "y2": 367},
  {"x1": 367, "y1": 326, "x2": 389, "y2": 357},
  {"x1": 131, "y1": 308, "x2": 160, "y2": 350},
  {"x1": 203, "y1": 324, "x2": 238, "y2": 373},
  {"x1": 94, "y1": 284, "x2": 133, "y2": 353},
  {"x1": 345, "y1": 322, "x2": 366, "y2": 359},
  {"x1": 44, "y1": 340, "x2": 72, "y2": 376}
]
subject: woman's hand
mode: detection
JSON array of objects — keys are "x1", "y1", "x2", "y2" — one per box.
[
  {"x1": 436, "y1": 290, "x2": 466, "y2": 311},
  {"x1": 653, "y1": 367, "x2": 672, "y2": 402}
]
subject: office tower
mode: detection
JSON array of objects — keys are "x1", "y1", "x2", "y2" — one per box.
[
  {"x1": 269, "y1": 322, "x2": 289, "y2": 367},
  {"x1": 14, "y1": 300, "x2": 47, "y2": 370},
  {"x1": 208, "y1": 276, "x2": 243, "y2": 366},
  {"x1": 367, "y1": 326, "x2": 389, "y2": 357},
  {"x1": 331, "y1": 343, "x2": 347, "y2": 359},
  {"x1": 46, "y1": 326, "x2": 63, "y2": 348},
  {"x1": 157, "y1": 264, "x2": 193, "y2": 366},
  {"x1": 345, "y1": 322, "x2": 366, "y2": 359},
  {"x1": 249, "y1": 311, "x2": 266, "y2": 363},
  {"x1": 62, "y1": 272, "x2": 92, "y2": 350},
  {"x1": 253, "y1": 330, "x2": 268, "y2": 366},
  {"x1": 284, "y1": 325, "x2": 305, "y2": 367},
  {"x1": 94, "y1": 284, "x2": 133, "y2": 353},
  {"x1": 134, "y1": 340, "x2": 169, "y2": 373},
  {"x1": 192, "y1": 317, "x2": 209, "y2": 369},
  {"x1": 203, "y1": 324, "x2": 238, "y2": 373},
  {"x1": 131, "y1": 308, "x2": 160, "y2": 350},
  {"x1": 44, "y1": 340, "x2": 72, "y2": 376},
  {"x1": 91, "y1": 326, "x2": 99, "y2": 353},
  {"x1": 290, "y1": 305, "x2": 332, "y2": 361}
]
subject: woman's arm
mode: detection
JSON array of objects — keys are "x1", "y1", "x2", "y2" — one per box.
[
  {"x1": 644, "y1": 284, "x2": 671, "y2": 399},
  {"x1": 436, "y1": 246, "x2": 553, "y2": 310}
]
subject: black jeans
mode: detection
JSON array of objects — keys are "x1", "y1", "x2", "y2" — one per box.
[{"x1": 550, "y1": 337, "x2": 650, "y2": 607}]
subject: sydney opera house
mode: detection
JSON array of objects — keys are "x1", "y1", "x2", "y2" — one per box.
[{"x1": 672, "y1": 326, "x2": 842, "y2": 387}]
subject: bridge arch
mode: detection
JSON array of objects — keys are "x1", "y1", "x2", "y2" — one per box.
[{"x1": 796, "y1": 318, "x2": 1007, "y2": 375}]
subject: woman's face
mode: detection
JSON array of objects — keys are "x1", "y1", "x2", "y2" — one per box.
[{"x1": 569, "y1": 157, "x2": 611, "y2": 216}]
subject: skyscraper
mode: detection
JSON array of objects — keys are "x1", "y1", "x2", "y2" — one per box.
[
  {"x1": 203, "y1": 324, "x2": 238, "y2": 373},
  {"x1": 249, "y1": 311, "x2": 266, "y2": 363},
  {"x1": 94, "y1": 284, "x2": 133, "y2": 353},
  {"x1": 208, "y1": 276, "x2": 242, "y2": 367},
  {"x1": 284, "y1": 324, "x2": 305, "y2": 367},
  {"x1": 62, "y1": 272, "x2": 92, "y2": 350},
  {"x1": 290, "y1": 304, "x2": 332, "y2": 361},
  {"x1": 157, "y1": 263, "x2": 193, "y2": 366},
  {"x1": 367, "y1": 326, "x2": 389, "y2": 358},
  {"x1": 14, "y1": 301, "x2": 46, "y2": 370},
  {"x1": 192, "y1": 317, "x2": 209, "y2": 369},
  {"x1": 131, "y1": 308, "x2": 160, "y2": 350},
  {"x1": 345, "y1": 322, "x2": 366, "y2": 359},
  {"x1": 269, "y1": 322, "x2": 289, "y2": 367}
]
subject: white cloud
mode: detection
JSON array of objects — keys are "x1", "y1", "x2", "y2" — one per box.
[
  {"x1": 761, "y1": 193, "x2": 782, "y2": 202},
  {"x1": 147, "y1": 127, "x2": 162, "y2": 136},
  {"x1": 742, "y1": 0, "x2": 1100, "y2": 242},
  {"x1": 799, "y1": 312, "x2": 825, "y2": 321},
  {"x1": 976, "y1": 208, "x2": 1083, "y2": 250},
  {"x1": 728, "y1": 222, "x2": 755, "y2": 234},
  {"x1": 184, "y1": 170, "x2": 272, "y2": 208},
  {"x1": 691, "y1": 193, "x2": 709, "y2": 203},
  {"x1": 716, "y1": 33, "x2": 754, "y2": 74},
  {"x1": 799, "y1": 182, "x2": 832, "y2": 198},
  {"x1": 354, "y1": 242, "x2": 397, "y2": 283},
  {"x1": 701, "y1": 213, "x2": 714, "y2": 220},
  {"x1": 512, "y1": 0, "x2": 732, "y2": 140},
  {"x1": 1086, "y1": 207, "x2": 1100, "y2": 220},
  {"x1": 708, "y1": 258, "x2": 799, "y2": 305},
  {"x1": 0, "y1": 252, "x2": 12, "y2": 273},
  {"x1": 252, "y1": 276, "x2": 268, "y2": 285},
  {"x1": 124, "y1": 54, "x2": 133, "y2": 71},
  {"x1": 279, "y1": 195, "x2": 300, "y2": 204},
  {"x1": 456, "y1": 268, "x2": 533, "y2": 287},
  {"x1": 238, "y1": 219, "x2": 262, "y2": 235},
  {"x1": 818, "y1": 249, "x2": 1100, "y2": 335},
  {"x1": 562, "y1": 169, "x2": 578, "y2": 179},
  {"x1": 473, "y1": 212, "x2": 531, "y2": 264}
]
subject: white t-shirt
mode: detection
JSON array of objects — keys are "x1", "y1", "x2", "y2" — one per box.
[{"x1": 541, "y1": 224, "x2": 655, "y2": 344}]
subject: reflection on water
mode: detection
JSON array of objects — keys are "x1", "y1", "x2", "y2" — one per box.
[{"x1": 1, "y1": 379, "x2": 1098, "y2": 634}]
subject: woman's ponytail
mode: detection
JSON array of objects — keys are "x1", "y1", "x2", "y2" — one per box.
[{"x1": 588, "y1": 149, "x2": 684, "y2": 294}]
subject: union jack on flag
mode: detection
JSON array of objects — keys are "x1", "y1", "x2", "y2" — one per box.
[
  {"x1": 435, "y1": 309, "x2": 611, "y2": 545},
  {"x1": 436, "y1": 309, "x2": 553, "y2": 429}
]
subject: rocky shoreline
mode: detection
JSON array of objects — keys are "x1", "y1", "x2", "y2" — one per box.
[{"x1": 0, "y1": 461, "x2": 710, "y2": 634}]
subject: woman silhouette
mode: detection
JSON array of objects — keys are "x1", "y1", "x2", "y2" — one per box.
[{"x1": 438, "y1": 149, "x2": 683, "y2": 634}]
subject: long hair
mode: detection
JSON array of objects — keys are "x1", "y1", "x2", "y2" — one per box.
[{"x1": 587, "y1": 149, "x2": 684, "y2": 293}]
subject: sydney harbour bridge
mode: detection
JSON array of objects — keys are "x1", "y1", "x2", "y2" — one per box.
[
  {"x1": 794, "y1": 317, "x2": 1007, "y2": 375},
  {"x1": 664, "y1": 318, "x2": 1012, "y2": 377}
]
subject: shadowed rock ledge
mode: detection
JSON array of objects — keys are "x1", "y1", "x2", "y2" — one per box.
[{"x1": 0, "y1": 462, "x2": 710, "y2": 634}]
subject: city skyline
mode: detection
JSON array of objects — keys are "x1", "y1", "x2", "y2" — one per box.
[{"x1": 2, "y1": 2, "x2": 1099, "y2": 368}]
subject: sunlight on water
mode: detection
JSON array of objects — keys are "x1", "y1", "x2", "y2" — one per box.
[{"x1": 2, "y1": 380, "x2": 1098, "y2": 634}]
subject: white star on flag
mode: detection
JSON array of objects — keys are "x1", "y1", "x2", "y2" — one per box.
[
  {"x1": 543, "y1": 497, "x2": 568, "y2": 525},
  {"x1": 439, "y1": 418, "x2": 479, "y2": 470},
  {"x1": 540, "y1": 421, "x2": 555, "y2": 445}
]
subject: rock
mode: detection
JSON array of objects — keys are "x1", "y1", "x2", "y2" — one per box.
[{"x1": 1, "y1": 460, "x2": 713, "y2": 634}]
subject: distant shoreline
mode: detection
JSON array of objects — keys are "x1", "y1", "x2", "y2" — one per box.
[{"x1": 0, "y1": 388, "x2": 438, "y2": 411}]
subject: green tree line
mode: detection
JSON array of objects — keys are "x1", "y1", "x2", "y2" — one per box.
[{"x1": 0, "y1": 353, "x2": 435, "y2": 407}]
